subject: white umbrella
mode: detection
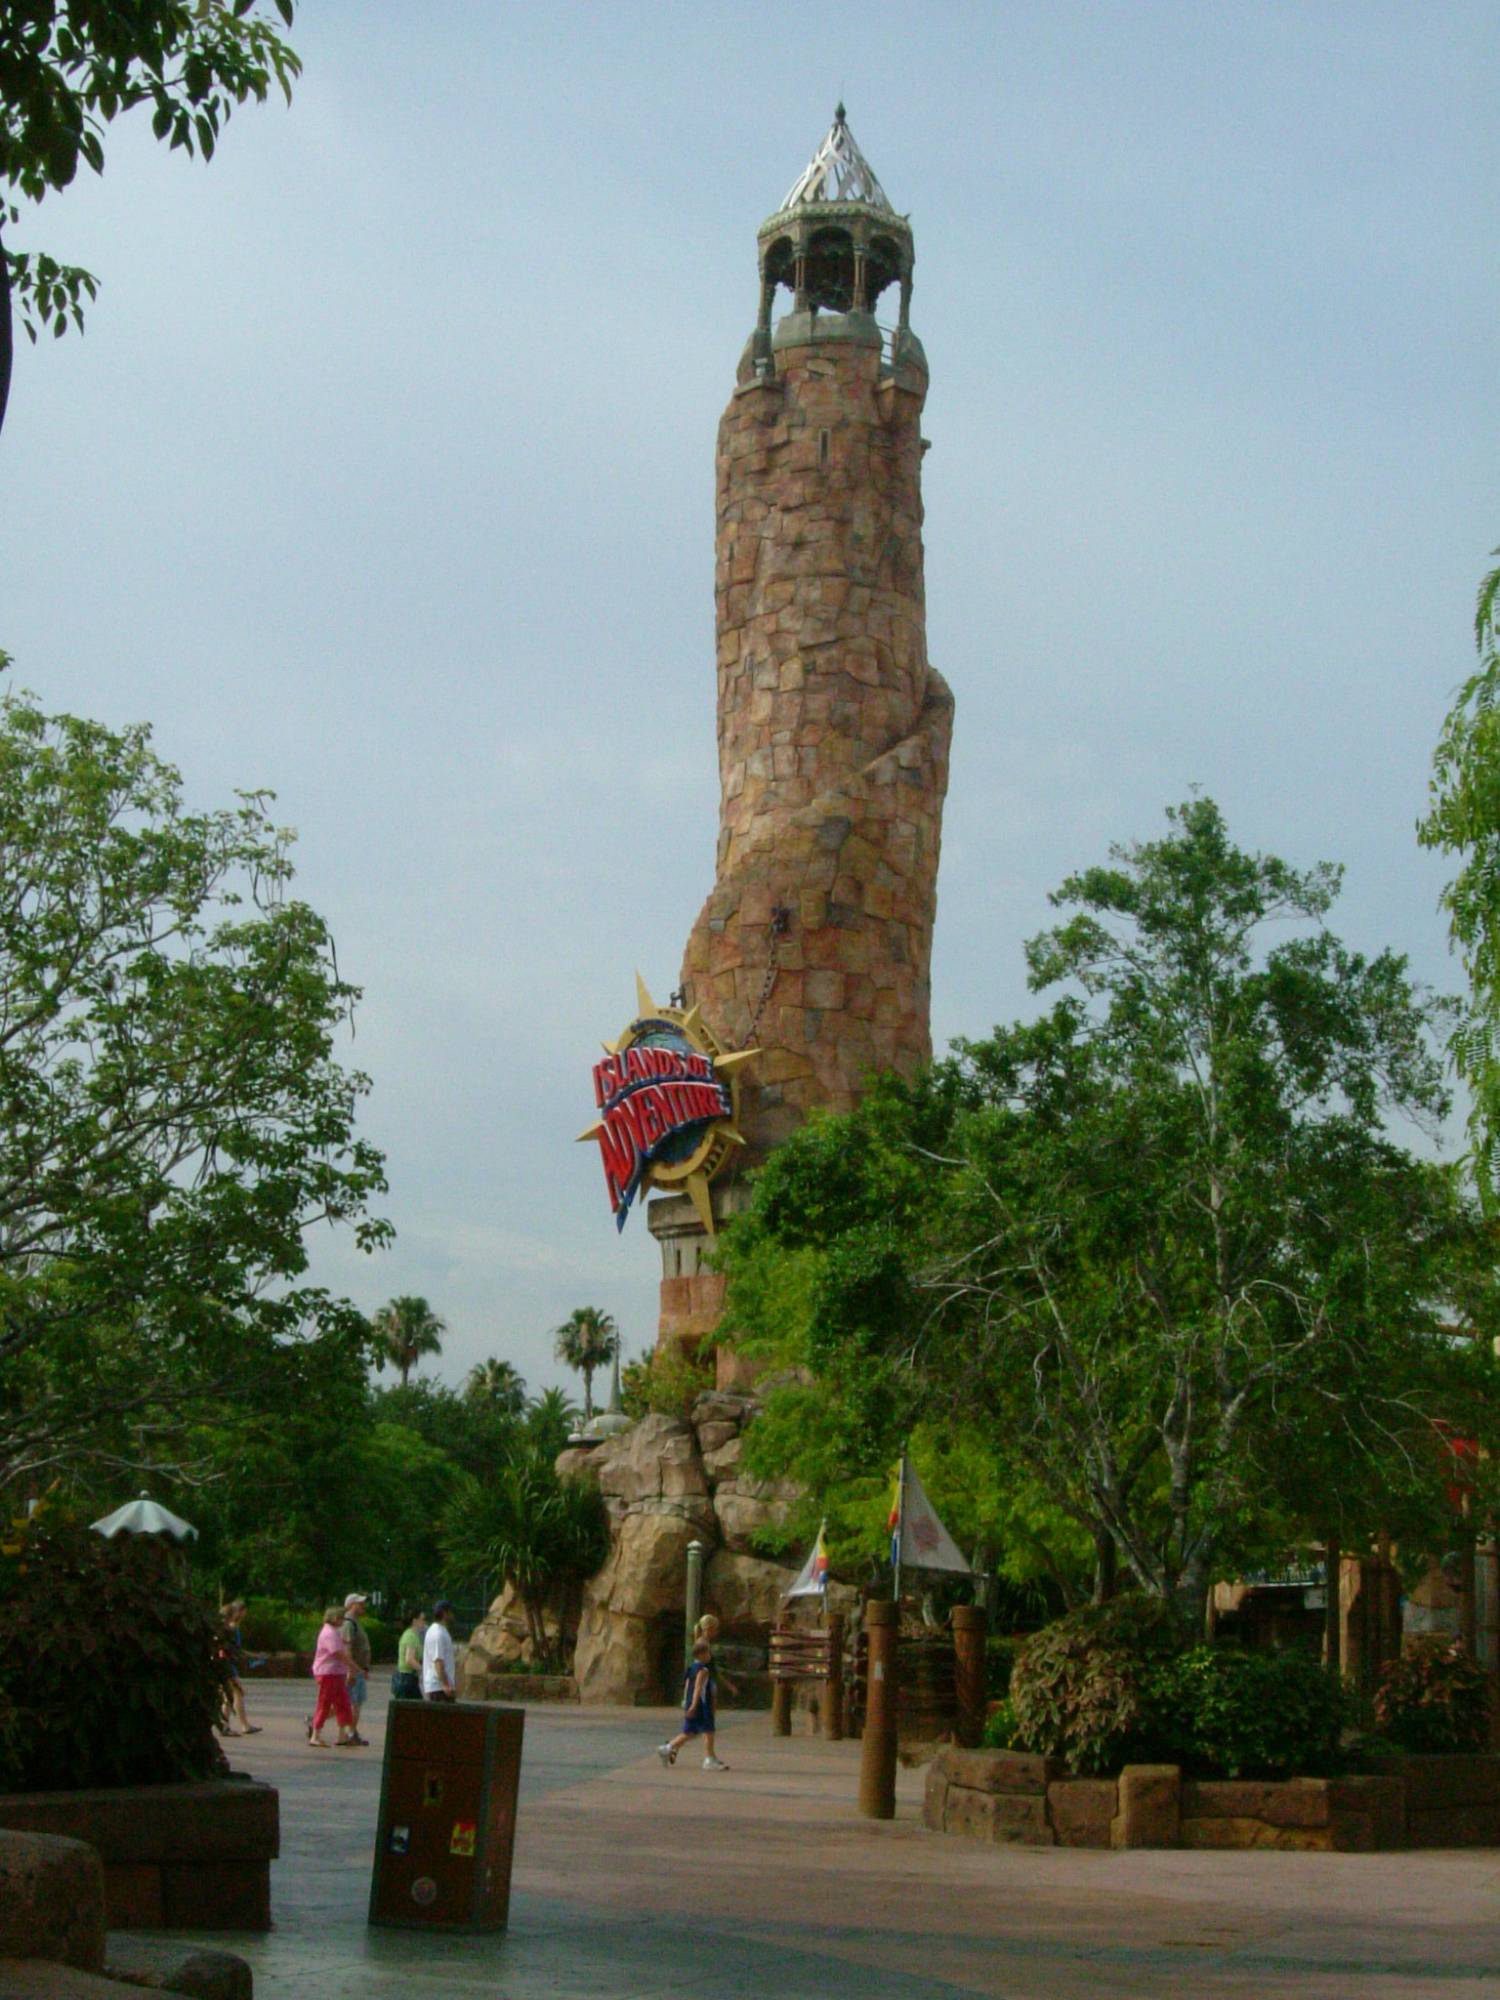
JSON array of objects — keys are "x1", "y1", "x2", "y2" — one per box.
[{"x1": 90, "y1": 1491, "x2": 198, "y2": 1542}]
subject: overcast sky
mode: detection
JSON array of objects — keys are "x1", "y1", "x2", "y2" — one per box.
[{"x1": 2, "y1": 1, "x2": 1494, "y2": 1401}]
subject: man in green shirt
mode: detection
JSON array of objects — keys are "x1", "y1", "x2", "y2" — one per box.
[{"x1": 393, "y1": 1607, "x2": 426, "y2": 1701}]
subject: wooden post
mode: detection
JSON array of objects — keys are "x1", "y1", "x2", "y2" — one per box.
[
  {"x1": 951, "y1": 1603, "x2": 987, "y2": 1750},
  {"x1": 771, "y1": 1675, "x2": 792, "y2": 1737},
  {"x1": 1323, "y1": 1537, "x2": 1340, "y2": 1675},
  {"x1": 821, "y1": 1613, "x2": 845, "y2": 1742},
  {"x1": 857, "y1": 1600, "x2": 898, "y2": 1820},
  {"x1": 1459, "y1": 1533, "x2": 1479, "y2": 1659},
  {"x1": 1338, "y1": 1552, "x2": 1367, "y2": 1694},
  {"x1": 1479, "y1": 1539, "x2": 1500, "y2": 1750}
]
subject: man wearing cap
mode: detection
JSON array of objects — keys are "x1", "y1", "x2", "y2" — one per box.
[
  {"x1": 341, "y1": 1592, "x2": 373, "y2": 1743},
  {"x1": 422, "y1": 1600, "x2": 457, "y2": 1702}
]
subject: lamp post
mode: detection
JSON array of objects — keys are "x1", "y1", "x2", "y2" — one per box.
[{"x1": 684, "y1": 1540, "x2": 706, "y2": 1664}]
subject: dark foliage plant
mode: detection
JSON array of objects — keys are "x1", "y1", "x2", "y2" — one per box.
[
  {"x1": 0, "y1": 1517, "x2": 231, "y2": 1791},
  {"x1": 1146, "y1": 1645, "x2": 1348, "y2": 1778},
  {"x1": 1373, "y1": 1637, "x2": 1491, "y2": 1754},
  {"x1": 1008, "y1": 1595, "x2": 1184, "y2": 1773}
]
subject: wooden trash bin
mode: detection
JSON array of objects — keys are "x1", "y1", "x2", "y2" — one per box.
[{"x1": 368, "y1": 1701, "x2": 524, "y2": 1932}]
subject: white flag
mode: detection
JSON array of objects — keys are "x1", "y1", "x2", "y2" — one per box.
[
  {"x1": 898, "y1": 1459, "x2": 971, "y2": 1576},
  {"x1": 785, "y1": 1520, "x2": 830, "y2": 1599}
]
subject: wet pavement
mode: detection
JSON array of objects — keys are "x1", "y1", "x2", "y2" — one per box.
[{"x1": 147, "y1": 1678, "x2": 1500, "y2": 1998}]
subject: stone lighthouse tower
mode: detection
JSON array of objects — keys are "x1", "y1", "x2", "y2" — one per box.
[{"x1": 650, "y1": 109, "x2": 953, "y2": 1348}]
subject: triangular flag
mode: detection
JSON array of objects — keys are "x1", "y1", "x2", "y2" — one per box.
[
  {"x1": 785, "y1": 1520, "x2": 831, "y2": 1599},
  {"x1": 897, "y1": 1460, "x2": 971, "y2": 1576}
]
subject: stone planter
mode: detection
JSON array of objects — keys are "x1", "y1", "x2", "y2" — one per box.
[
  {"x1": 923, "y1": 1747, "x2": 1500, "y2": 1853},
  {"x1": 0, "y1": 1779, "x2": 278, "y2": 1929}
]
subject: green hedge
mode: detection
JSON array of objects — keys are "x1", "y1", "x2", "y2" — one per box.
[
  {"x1": 1006, "y1": 1597, "x2": 1351, "y2": 1779},
  {"x1": 239, "y1": 1597, "x2": 396, "y2": 1663}
]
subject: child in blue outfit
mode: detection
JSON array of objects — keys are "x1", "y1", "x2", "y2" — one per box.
[{"x1": 657, "y1": 1638, "x2": 728, "y2": 1771}]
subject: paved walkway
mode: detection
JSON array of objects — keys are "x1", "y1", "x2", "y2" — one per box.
[{"x1": 157, "y1": 1679, "x2": 1500, "y2": 1998}]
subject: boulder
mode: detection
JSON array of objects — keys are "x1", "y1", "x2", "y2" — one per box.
[
  {"x1": 703, "y1": 1550, "x2": 801, "y2": 1632},
  {"x1": 712, "y1": 1479, "x2": 796, "y2": 1555},
  {"x1": 0, "y1": 1831, "x2": 103, "y2": 1971},
  {"x1": 572, "y1": 1598, "x2": 657, "y2": 1707},
  {"x1": 592, "y1": 1414, "x2": 708, "y2": 1510},
  {"x1": 701, "y1": 1434, "x2": 744, "y2": 1482},
  {"x1": 691, "y1": 1390, "x2": 758, "y2": 1431},
  {"x1": 598, "y1": 1509, "x2": 712, "y2": 1619}
]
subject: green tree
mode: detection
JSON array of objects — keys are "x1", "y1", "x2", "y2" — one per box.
[
  {"x1": 0, "y1": 0, "x2": 300, "y2": 432},
  {"x1": 524, "y1": 1386, "x2": 578, "y2": 1457},
  {"x1": 552, "y1": 1307, "x2": 618, "y2": 1421},
  {"x1": 442, "y1": 1442, "x2": 609, "y2": 1657},
  {"x1": 465, "y1": 1357, "x2": 526, "y2": 1416},
  {"x1": 1420, "y1": 546, "x2": 1500, "y2": 1203},
  {"x1": 724, "y1": 798, "x2": 1497, "y2": 1614},
  {"x1": 371, "y1": 1296, "x2": 445, "y2": 1389},
  {"x1": 0, "y1": 687, "x2": 389, "y2": 1495}
]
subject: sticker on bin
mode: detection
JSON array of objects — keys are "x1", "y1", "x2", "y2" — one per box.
[
  {"x1": 389, "y1": 1825, "x2": 410, "y2": 1855},
  {"x1": 411, "y1": 1877, "x2": 438, "y2": 1907},
  {"x1": 423, "y1": 1772, "x2": 444, "y2": 1806},
  {"x1": 450, "y1": 1819, "x2": 477, "y2": 1857}
]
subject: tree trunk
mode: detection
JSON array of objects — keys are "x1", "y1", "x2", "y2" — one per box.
[
  {"x1": 582, "y1": 1364, "x2": 594, "y2": 1421},
  {"x1": 1091, "y1": 1528, "x2": 1117, "y2": 1605},
  {"x1": 0, "y1": 226, "x2": 11, "y2": 441}
]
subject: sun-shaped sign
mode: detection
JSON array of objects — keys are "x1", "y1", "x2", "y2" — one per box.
[{"x1": 579, "y1": 975, "x2": 757, "y2": 1237}]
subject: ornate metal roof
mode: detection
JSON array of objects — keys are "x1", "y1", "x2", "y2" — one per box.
[{"x1": 781, "y1": 104, "x2": 893, "y2": 213}]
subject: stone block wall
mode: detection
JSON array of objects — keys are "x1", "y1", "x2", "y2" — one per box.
[
  {"x1": 923, "y1": 1748, "x2": 1500, "y2": 1852},
  {"x1": 0, "y1": 1780, "x2": 279, "y2": 1930},
  {"x1": 681, "y1": 334, "x2": 953, "y2": 1162}
]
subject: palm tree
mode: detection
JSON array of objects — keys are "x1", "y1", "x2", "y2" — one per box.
[
  {"x1": 526, "y1": 1386, "x2": 580, "y2": 1455},
  {"x1": 465, "y1": 1357, "x2": 527, "y2": 1416},
  {"x1": 442, "y1": 1444, "x2": 609, "y2": 1660},
  {"x1": 371, "y1": 1296, "x2": 446, "y2": 1388},
  {"x1": 552, "y1": 1307, "x2": 619, "y2": 1421}
]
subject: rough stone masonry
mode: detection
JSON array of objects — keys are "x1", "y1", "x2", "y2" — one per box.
[{"x1": 651, "y1": 110, "x2": 953, "y2": 1353}]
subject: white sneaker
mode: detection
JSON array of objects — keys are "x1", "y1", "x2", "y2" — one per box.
[
  {"x1": 656, "y1": 1742, "x2": 676, "y2": 1765},
  {"x1": 702, "y1": 1755, "x2": 729, "y2": 1771}
]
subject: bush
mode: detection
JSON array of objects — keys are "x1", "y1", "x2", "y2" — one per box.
[
  {"x1": 238, "y1": 1598, "x2": 396, "y2": 1663},
  {"x1": 0, "y1": 1517, "x2": 232, "y2": 1791},
  {"x1": 981, "y1": 1697, "x2": 1019, "y2": 1749},
  {"x1": 1009, "y1": 1595, "x2": 1184, "y2": 1774},
  {"x1": 986, "y1": 1634, "x2": 1023, "y2": 1700},
  {"x1": 620, "y1": 1343, "x2": 715, "y2": 1423},
  {"x1": 1146, "y1": 1645, "x2": 1347, "y2": 1778},
  {"x1": 1374, "y1": 1638, "x2": 1491, "y2": 1754}
]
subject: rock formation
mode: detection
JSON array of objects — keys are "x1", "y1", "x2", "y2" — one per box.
[{"x1": 463, "y1": 1387, "x2": 855, "y2": 1706}]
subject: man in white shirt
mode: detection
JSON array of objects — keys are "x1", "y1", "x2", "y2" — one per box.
[{"x1": 422, "y1": 1599, "x2": 457, "y2": 1702}]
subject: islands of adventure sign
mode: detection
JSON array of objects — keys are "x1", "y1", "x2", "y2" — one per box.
[{"x1": 579, "y1": 976, "x2": 756, "y2": 1236}]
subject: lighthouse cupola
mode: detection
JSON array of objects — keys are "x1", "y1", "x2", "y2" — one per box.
[{"x1": 746, "y1": 105, "x2": 922, "y2": 380}]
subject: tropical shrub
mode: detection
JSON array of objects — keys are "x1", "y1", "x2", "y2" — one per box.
[
  {"x1": 981, "y1": 1697, "x2": 1019, "y2": 1749},
  {"x1": 0, "y1": 1518, "x2": 231, "y2": 1790},
  {"x1": 986, "y1": 1633, "x2": 1023, "y2": 1699},
  {"x1": 1146, "y1": 1645, "x2": 1347, "y2": 1777},
  {"x1": 1008, "y1": 1595, "x2": 1184, "y2": 1773},
  {"x1": 1373, "y1": 1638, "x2": 1491, "y2": 1753},
  {"x1": 443, "y1": 1445, "x2": 610, "y2": 1656},
  {"x1": 621, "y1": 1343, "x2": 715, "y2": 1423}
]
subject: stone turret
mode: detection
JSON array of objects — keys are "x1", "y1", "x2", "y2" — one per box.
[{"x1": 651, "y1": 108, "x2": 954, "y2": 1349}]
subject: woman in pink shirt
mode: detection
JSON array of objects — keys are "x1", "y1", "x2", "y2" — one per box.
[{"x1": 308, "y1": 1605, "x2": 360, "y2": 1748}]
